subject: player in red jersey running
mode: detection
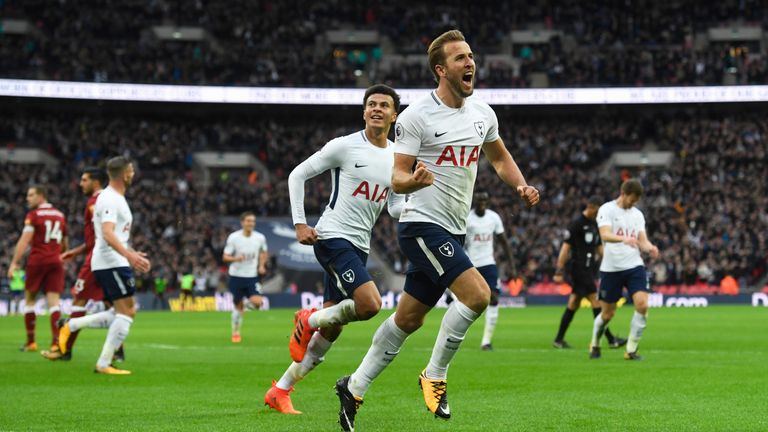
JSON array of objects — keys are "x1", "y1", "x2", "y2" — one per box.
[{"x1": 7, "y1": 185, "x2": 68, "y2": 352}]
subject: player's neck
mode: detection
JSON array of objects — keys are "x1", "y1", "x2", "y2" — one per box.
[
  {"x1": 474, "y1": 208, "x2": 485, "y2": 217},
  {"x1": 242, "y1": 229, "x2": 252, "y2": 236},
  {"x1": 364, "y1": 127, "x2": 389, "y2": 148},
  {"x1": 616, "y1": 197, "x2": 631, "y2": 209},
  {"x1": 435, "y1": 84, "x2": 465, "y2": 109},
  {"x1": 109, "y1": 181, "x2": 126, "y2": 195}
]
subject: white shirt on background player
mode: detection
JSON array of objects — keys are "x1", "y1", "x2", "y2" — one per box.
[
  {"x1": 91, "y1": 186, "x2": 133, "y2": 271},
  {"x1": 288, "y1": 130, "x2": 404, "y2": 253},
  {"x1": 596, "y1": 200, "x2": 646, "y2": 272},
  {"x1": 224, "y1": 229, "x2": 268, "y2": 278},
  {"x1": 464, "y1": 209, "x2": 504, "y2": 268},
  {"x1": 394, "y1": 91, "x2": 499, "y2": 234}
]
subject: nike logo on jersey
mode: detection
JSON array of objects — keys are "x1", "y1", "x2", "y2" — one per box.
[
  {"x1": 434, "y1": 131, "x2": 448, "y2": 137},
  {"x1": 354, "y1": 163, "x2": 368, "y2": 168}
]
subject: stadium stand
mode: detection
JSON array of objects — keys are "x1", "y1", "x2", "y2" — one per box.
[{"x1": 1, "y1": 0, "x2": 766, "y2": 87}]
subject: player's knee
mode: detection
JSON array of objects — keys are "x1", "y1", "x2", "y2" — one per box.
[
  {"x1": 394, "y1": 313, "x2": 423, "y2": 334},
  {"x1": 635, "y1": 302, "x2": 648, "y2": 315},
  {"x1": 355, "y1": 298, "x2": 381, "y2": 321},
  {"x1": 461, "y1": 285, "x2": 490, "y2": 313},
  {"x1": 602, "y1": 309, "x2": 616, "y2": 321}
]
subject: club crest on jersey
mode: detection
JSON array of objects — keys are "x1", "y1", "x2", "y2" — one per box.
[
  {"x1": 342, "y1": 269, "x2": 355, "y2": 283},
  {"x1": 585, "y1": 232, "x2": 594, "y2": 243},
  {"x1": 438, "y1": 242, "x2": 454, "y2": 257},
  {"x1": 474, "y1": 121, "x2": 485, "y2": 137}
]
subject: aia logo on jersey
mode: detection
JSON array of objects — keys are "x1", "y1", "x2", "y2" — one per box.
[
  {"x1": 122, "y1": 223, "x2": 131, "y2": 233},
  {"x1": 352, "y1": 181, "x2": 389, "y2": 202},
  {"x1": 473, "y1": 233, "x2": 492, "y2": 242},
  {"x1": 438, "y1": 242, "x2": 454, "y2": 257},
  {"x1": 342, "y1": 269, "x2": 355, "y2": 284},
  {"x1": 436, "y1": 146, "x2": 480, "y2": 167},
  {"x1": 615, "y1": 227, "x2": 637, "y2": 239}
]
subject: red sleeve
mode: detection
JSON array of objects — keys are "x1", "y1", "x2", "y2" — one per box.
[{"x1": 24, "y1": 210, "x2": 35, "y2": 227}]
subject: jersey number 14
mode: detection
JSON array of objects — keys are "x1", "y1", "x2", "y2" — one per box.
[{"x1": 44, "y1": 220, "x2": 63, "y2": 244}]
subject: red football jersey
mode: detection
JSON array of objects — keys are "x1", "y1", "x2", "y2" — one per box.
[
  {"x1": 83, "y1": 191, "x2": 101, "y2": 253},
  {"x1": 24, "y1": 203, "x2": 67, "y2": 266}
]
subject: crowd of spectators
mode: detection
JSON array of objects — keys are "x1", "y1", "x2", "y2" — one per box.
[
  {"x1": 1, "y1": 107, "x2": 766, "y2": 293},
  {"x1": 2, "y1": 0, "x2": 767, "y2": 87}
]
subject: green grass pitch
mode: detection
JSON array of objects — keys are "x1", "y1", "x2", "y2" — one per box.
[{"x1": 1, "y1": 306, "x2": 766, "y2": 431}]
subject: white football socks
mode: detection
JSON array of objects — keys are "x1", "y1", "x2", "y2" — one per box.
[
  {"x1": 481, "y1": 305, "x2": 499, "y2": 347},
  {"x1": 591, "y1": 312, "x2": 608, "y2": 348},
  {"x1": 308, "y1": 299, "x2": 358, "y2": 328},
  {"x1": 96, "y1": 314, "x2": 133, "y2": 369},
  {"x1": 69, "y1": 308, "x2": 116, "y2": 332},
  {"x1": 627, "y1": 311, "x2": 647, "y2": 353},
  {"x1": 425, "y1": 300, "x2": 480, "y2": 380},
  {"x1": 348, "y1": 314, "x2": 409, "y2": 398},
  {"x1": 276, "y1": 332, "x2": 333, "y2": 390},
  {"x1": 231, "y1": 309, "x2": 243, "y2": 334}
]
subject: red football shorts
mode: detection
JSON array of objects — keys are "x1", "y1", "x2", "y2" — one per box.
[
  {"x1": 25, "y1": 263, "x2": 65, "y2": 294},
  {"x1": 71, "y1": 264, "x2": 104, "y2": 301}
]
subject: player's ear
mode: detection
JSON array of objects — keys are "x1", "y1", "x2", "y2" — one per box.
[
  {"x1": 435, "y1": 64, "x2": 446, "y2": 79},
  {"x1": 390, "y1": 111, "x2": 398, "y2": 123}
]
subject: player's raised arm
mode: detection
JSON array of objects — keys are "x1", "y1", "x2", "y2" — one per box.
[
  {"x1": 288, "y1": 138, "x2": 345, "y2": 244},
  {"x1": 391, "y1": 157, "x2": 433, "y2": 194},
  {"x1": 481, "y1": 138, "x2": 539, "y2": 207}
]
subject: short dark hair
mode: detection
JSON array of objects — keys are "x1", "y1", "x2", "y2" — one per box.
[
  {"x1": 587, "y1": 195, "x2": 603, "y2": 207},
  {"x1": 364, "y1": 84, "x2": 401, "y2": 114},
  {"x1": 475, "y1": 191, "x2": 489, "y2": 200},
  {"x1": 106, "y1": 156, "x2": 132, "y2": 180},
  {"x1": 621, "y1": 179, "x2": 643, "y2": 196},
  {"x1": 83, "y1": 166, "x2": 107, "y2": 185},
  {"x1": 240, "y1": 211, "x2": 255, "y2": 221},
  {"x1": 29, "y1": 185, "x2": 47, "y2": 199}
]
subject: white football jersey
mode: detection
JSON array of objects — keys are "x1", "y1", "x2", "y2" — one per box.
[
  {"x1": 596, "y1": 200, "x2": 646, "y2": 272},
  {"x1": 394, "y1": 91, "x2": 499, "y2": 234},
  {"x1": 465, "y1": 209, "x2": 504, "y2": 268},
  {"x1": 288, "y1": 130, "x2": 403, "y2": 253},
  {"x1": 224, "y1": 229, "x2": 268, "y2": 277},
  {"x1": 91, "y1": 186, "x2": 133, "y2": 270}
]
